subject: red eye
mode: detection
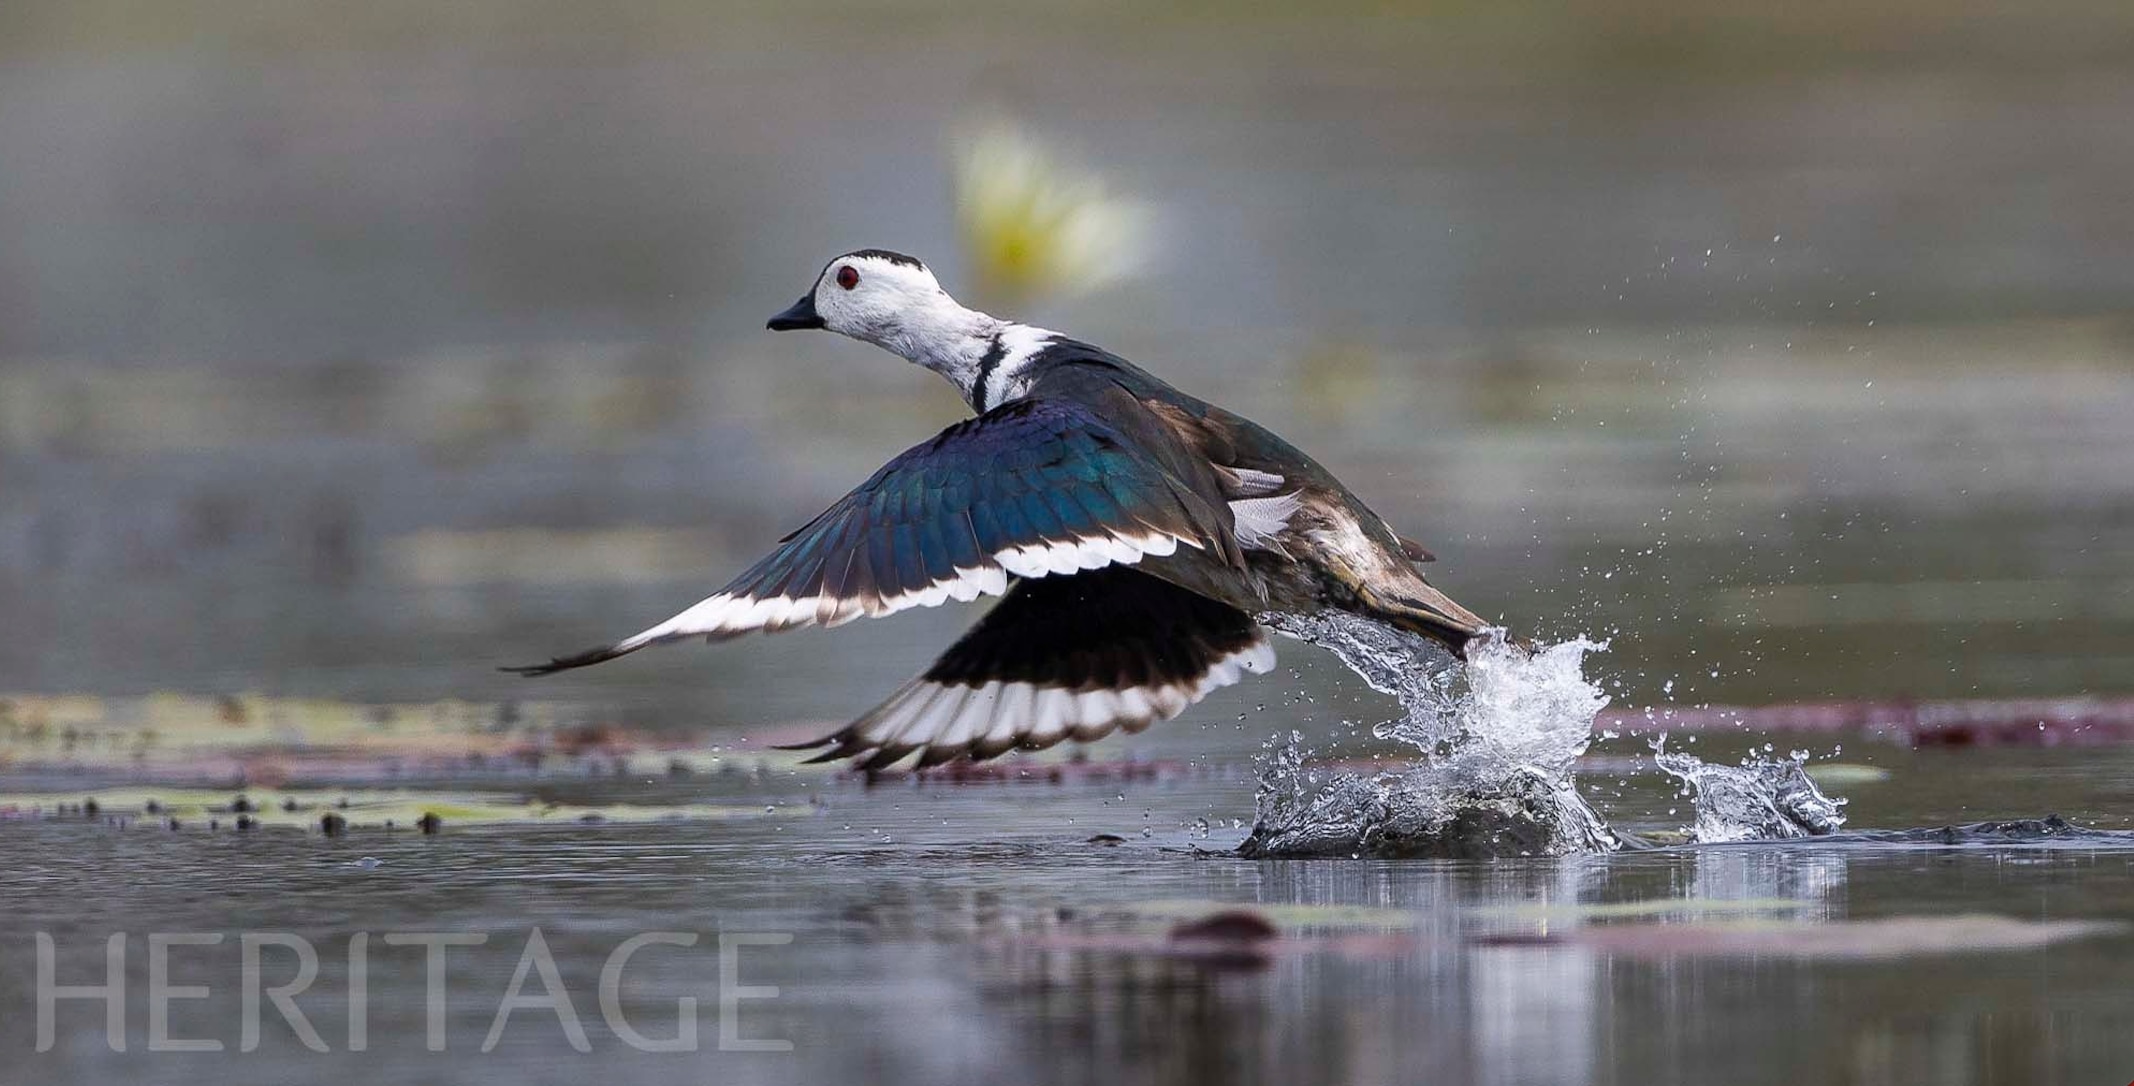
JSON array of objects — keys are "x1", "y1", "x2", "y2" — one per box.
[{"x1": 835, "y1": 265, "x2": 860, "y2": 290}]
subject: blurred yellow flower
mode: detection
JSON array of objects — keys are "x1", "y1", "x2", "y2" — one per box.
[{"x1": 953, "y1": 122, "x2": 1151, "y2": 306}]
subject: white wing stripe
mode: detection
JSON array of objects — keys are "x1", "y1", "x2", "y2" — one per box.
[
  {"x1": 836, "y1": 635, "x2": 1276, "y2": 767},
  {"x1": 620, "y1": 529, "x2": 1201, "y2": 649},
  {"x1": 941, "y1": 683, "x2": 998, "y2": 748},
  {"x1": 985, "y1": 684, "x2": 1033, "y2": 748}
]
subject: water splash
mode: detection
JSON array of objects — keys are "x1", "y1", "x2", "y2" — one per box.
[
  {"x1": 1654, "y1": 741, "x2": 1847, "y2": 842},
  {"x1": 1238, "y1": 612, "x2": 1851, "y2": 858},
  {"x1": 1241, "y1": 614, "x2": 1618, "y2": 858}
]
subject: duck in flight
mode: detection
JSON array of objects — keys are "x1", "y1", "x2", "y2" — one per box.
[{"x1": 509, "y1": 249, "x2": 1498, "y2": 770}]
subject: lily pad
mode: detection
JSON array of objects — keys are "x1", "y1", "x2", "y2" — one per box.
[
  {"x1": 1483, "y1": 914, "x2": 2126, "y2": 960},
  {"x1": 1804, "y1": 763, "x2": 1892, "y2": 785},
  {"x1": 1104, "y1": 898, "x2": 1423, "y2": 931},
  {"x1": 0, "y1": 787, "x2": 800, "y2": 831},
  {"x1": 1011, "y1": 903, "x2": 1425, "y2": 968},
  {"x1": 0, "y1": 693, "x2": 825, "y2": 784},
  {"x1": 1474, "y1": 897, "x2": 1814, "y2": 922}
]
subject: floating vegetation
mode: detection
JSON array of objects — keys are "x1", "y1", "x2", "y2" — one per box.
[
  {"x1": 1483, "y1": 915, "x2": 2126, "y2": 961},
  {"x1": 0, "y1": 693, "x2": 825, "y2": 785},
  {"x1": 1109, "y1": 899, "x2": 1424, "y2": 931},
  {"x1": 0, "y1": 787, "x2": 796, "y2": 832},
  {"x1": 1603, "y1": 697, "x2": 2134, "y2": 747},
  {"x1": 1472, "y1": 897, "x2": 1815, "y2": 923},
  {"x1": 1004, "y1": 897, "x2": 2118, "y2": 969},
  {"x1": 1834, "y1": 815, "x2": 2134, "y2": 847},
  {"x1": 1801, "y1": 762, "x2": 1892, "y2": 786},
  {"x1": 1005, "y1": 902, "x2": 1423, "y2": 972}
]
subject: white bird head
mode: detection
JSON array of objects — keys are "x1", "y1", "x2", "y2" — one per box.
[
  {"x1": 769, "y1": 250, "x2": 1027, "y2": 404},
  {"x1": 768, "y1": 249, "x2": 962, "y2": 342}
]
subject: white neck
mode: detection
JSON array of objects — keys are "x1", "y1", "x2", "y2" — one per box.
[{"x1": 856, "y1": 299, "x2": 1057, "y2": 412}]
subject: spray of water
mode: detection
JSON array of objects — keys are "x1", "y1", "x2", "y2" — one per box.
[
  {"x1": 1239, "y1": 612, "x2": 1849, "y2": 857},
  {"x1": 1241, "y1": 614, "x2": 1617, "y2": 858},
  {"x1": 1653, "y1": 740, "x2": 1847, "y2": 842}
]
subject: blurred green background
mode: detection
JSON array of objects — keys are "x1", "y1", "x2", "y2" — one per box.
[{"x1": 3, "y1": 0, "x2": 2130, "y2": 734}]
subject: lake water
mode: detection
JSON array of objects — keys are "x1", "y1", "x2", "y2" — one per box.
[{"x1": 6, "y1": 752, "x2": 2134, "y2": 1085}]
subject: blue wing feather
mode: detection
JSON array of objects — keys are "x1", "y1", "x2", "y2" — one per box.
[{"x1": 506, "y1": 398, "x2": 1240, "y2": 673}]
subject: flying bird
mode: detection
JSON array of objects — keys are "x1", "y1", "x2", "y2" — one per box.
[{"x1": 509, "y1": 250, "x2": 1496, "y2": 769}]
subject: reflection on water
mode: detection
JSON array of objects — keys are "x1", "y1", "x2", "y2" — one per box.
[
  {"x1": 4, "y1": 793, "x2": 2129, "y2": 1086},
  {"x1": 1688, "y1": 846, "x2": 1847, "y2": 922}
]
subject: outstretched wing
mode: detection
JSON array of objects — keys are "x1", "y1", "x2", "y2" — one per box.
[
  {"x1": 783, "y1": 566, "x2": 1274, "y2": 771},
  {"x1": 507, "y1": 398, "x2": 1239, "y2": 675}
]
